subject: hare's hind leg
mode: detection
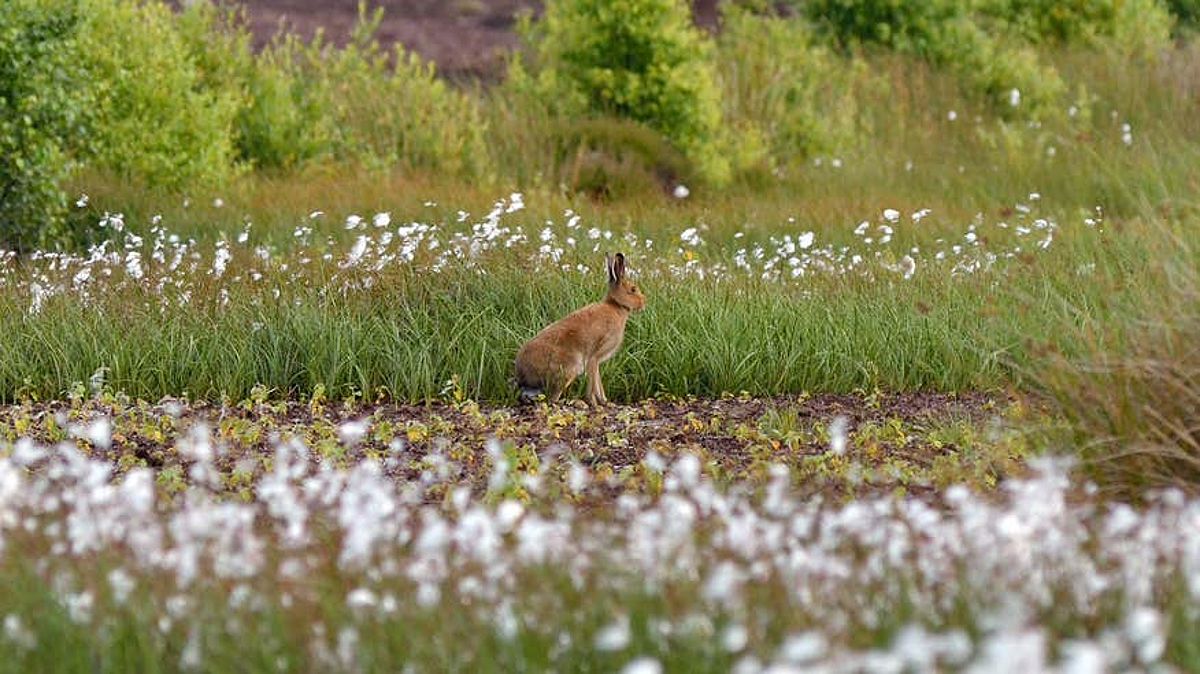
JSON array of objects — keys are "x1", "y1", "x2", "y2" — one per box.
[
  {"x1": 585, "y1": 358, "x2": 607, "y2": 407},
  {"x1": 549, "y1": 374, "x2": 577, "y2": 403},
  {"x1": 596, "y1": 369, "x2": 608, "y2": 405},
  {"x1": 546, "y1": 364, "x2": 578, "y2": 404}
]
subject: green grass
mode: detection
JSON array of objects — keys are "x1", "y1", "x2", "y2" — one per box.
[
  {"x1": 0, "y1": 219, "x2": 1159, "y2": 404},
  {"x1": 22, "y1": 38, "x2": 1200, "y2": 406}
]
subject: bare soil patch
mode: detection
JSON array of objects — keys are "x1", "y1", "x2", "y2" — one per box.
[
  {"x1": 2, "y1": 391, "x2": 1046, "y2": 506},
  {"x1": 231, "y1": 0, "x2": 724, "y2": 80}
]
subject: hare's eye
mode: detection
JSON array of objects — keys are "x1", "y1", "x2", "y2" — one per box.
[{"x1": 630, "y1": 285, "x2": 638, "y2": 293}]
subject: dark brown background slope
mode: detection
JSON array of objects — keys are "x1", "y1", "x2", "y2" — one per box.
[{"x1": 236, "y1": 0, "x2": 723, "y2": 80}]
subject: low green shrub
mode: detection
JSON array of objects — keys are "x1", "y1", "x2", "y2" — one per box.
[
  {"x1": 230, "y1": 31, "x2": 338, "y2": 171},
  {"x1": 979, "y1": 0, "x2": 1173, "y2": 54},
  {"x1": 717, "y1": 6, "x2": 865, "y2": 170},
  {"x1": 79, "y1": 0, "x2": 242, "y2": 189},
  {"x1": 554, "y1": 117, "x2": 694, "y2": 198},
  {"x1": 173, "y1": 2, "x2": 332, "y2": 172},
  {"x1": 1169, "y1": 0, "x2": 1200, "y2": 32},
  {"x1": 802, "y1": 0, "x2": 1064, "y2": 117},
  {"x1": 310, "y1": 9, "x2": 488, "y2": 176},
  {"x1": 514, "y1": 0, "x2": 730, "y2": 184},
  {"x1": 0, "y1": 0, "x2": 91, "y2": 252}
]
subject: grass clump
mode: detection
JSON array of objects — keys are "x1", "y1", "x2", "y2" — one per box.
[{"x1": 1038, "y1": 229, "x2": 1200, "y2": 493}]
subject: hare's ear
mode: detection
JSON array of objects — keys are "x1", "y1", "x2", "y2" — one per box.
[
  {"x1": 613, "y1": 253, "x2": 626, "y2": 281},
  {"x1": 606, "y1": 253, "x2": 618, "y2": 288}
]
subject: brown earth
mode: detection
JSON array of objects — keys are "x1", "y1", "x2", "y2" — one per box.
[
  {"x1": 3, "y1": 391, "x2": 1044, "y2": 506},
  {"x1": 233, "y1": 0, "x2": 725, "y2": 80}
]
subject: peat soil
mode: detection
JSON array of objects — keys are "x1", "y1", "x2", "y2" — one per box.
[
  {"x1": 1, "y1": 391, "x2": 1043, "y2": 505},
  {"x1": 230, "y1": 0, "x2": 725, "y2": 80}
]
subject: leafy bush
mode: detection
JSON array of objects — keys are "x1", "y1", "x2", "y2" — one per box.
[
  {"x1": 172, "y1": 3, "x2": 325, "y2": 173},
  {"x1": 979, "y1": 0, "x2": 1173, "y2": 54},
  {"x1": 78, "y1": 0, "x2": 242, "y2": 189},
  {"x1": 717, "y1": 6, "x2": 864, "y2": 170},
  {"x1": 1169, "y1": 0, "x2": 1200, "y2": 32},
  {"x1": 554, "y1": 117, "x2": 695, "y2": 199},
  {"x1": 803, "y1": 0, "x2": 1064, "y2": 117},
  {"x1": 800, "y1": 0, "x2": 967, "y2": 53},
  {"x1": 515, "y1": 0, "x2": 730, "y2": 184},
  {"x1": 231, "y1": 33, "x2": 338, "y2": 171},
  {"x1": 306, "y1": 9, "x2": 489, "y2": 176},
  {"x1": 207, "y1": 5, "x2": 489, "y2": 177},
  {"x1": 937, "y1": 18, "x2": 1065, "y2": 116},
  {"x1": 0, "y1": 0, "x2": 93, "y2": 252}
]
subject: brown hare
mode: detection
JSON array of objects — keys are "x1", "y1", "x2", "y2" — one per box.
[{"x1": 515, "y1": 253, "x2": 645, "y2": 406}]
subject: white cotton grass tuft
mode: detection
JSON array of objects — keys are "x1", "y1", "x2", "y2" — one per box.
[
  {"x1": 828, "y1": 415, "x2": 849, "y2": 455},
  {"x1": 621, "y1": 657, "x2": 662, "y2": 674},
  {"x1": 779, "y1": 632, "x2": 827, "y2": 663},
  {"x1": 337, "y1": 419, "x2": 369, "y2": 447},
  {"x1": 0, "y1": 424, "x2": 1188, "y2": 670},
  {"x1": 82, "y1": 417, "x2": 112, "y2": 451},
  {"x1": 595, "y1": 616, "x2": 631, "y2": 651}
]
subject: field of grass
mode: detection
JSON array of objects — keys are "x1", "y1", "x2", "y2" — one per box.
[
  {"x1": 8, "y1": 46, "x2": 1197, "y2": 403},
  {"x1": 2, "y1": 6, "x2": 1200, "y2": 671}
]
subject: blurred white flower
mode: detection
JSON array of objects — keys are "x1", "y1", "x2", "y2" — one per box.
[
  {"x1": 595, "y1": 616, "x2": 631, "y2": 651},
  {"x1": 722, "y1": 624, "x2": 749, "y2": 652},
  {"x1": 779, "y1": 632, "x2": 826, "y2": 663},
  {"x1": 829, "y1": 416, "x2": 848, "y2": 455},
  {"x1": 3, "y1": 615, "x2": 35, "y2": 651},
  {"x1": 338, "y1": 419, "x2": 369, "y2": 447},
  {"x1": 621, "y1": 658, "x2": 662, "y2": 674}
]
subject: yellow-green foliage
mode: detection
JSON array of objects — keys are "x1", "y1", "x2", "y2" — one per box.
[
  {"x1": 803, "y1": 0, "x2": 1066, "y2": 117},
  {"x1": 221, "y1": 6, "x2": 489, "y2": 177},
  {"x1": 937, "y1": 19, "x2": 1066, "y2": 116},
  {"x1": 0, "y1": 0, "x2": 90, "y2": 251},
  {"x1": 516, "y1": 0, "x2": 730, "y2": 184},
  {"x1": 552, "y1": 117, "x2": 696, "y2": 199},
  {"x1": 717, "y1": 6, "x2": 866, "y2": 171},
  {"x1": 979, "y1": 0, "x2": 1173, "y2": 55},
  {"x1": 303, "y1": 10, "x2": 489, "y2": 176},
  {"x1": 172, "y1": 3, "x2": 336, "y2": 172},
  {"x1": 79, "y1": 0, "x2": 242, "y2": 188}
]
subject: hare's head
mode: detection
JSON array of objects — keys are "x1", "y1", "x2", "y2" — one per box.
[{"x1": 606, "y1": 253, "x2": 645, "y2": 312}]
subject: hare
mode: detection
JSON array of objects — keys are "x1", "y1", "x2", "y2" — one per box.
[{"x1": 515, "y1": 253, "x2": 646, "y2": 406}]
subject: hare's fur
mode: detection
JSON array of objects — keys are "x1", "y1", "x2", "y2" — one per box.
[{"x1": 515, "y1": 253, "x2": 645, "y2": 406}]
